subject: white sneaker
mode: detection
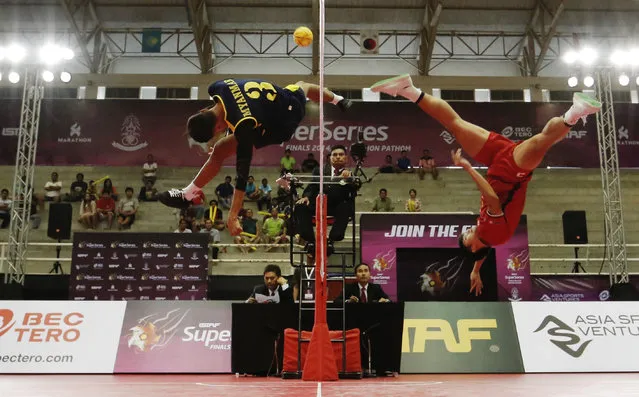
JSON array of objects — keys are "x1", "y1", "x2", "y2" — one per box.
[
  {"x1": 572, "y1": 92, "x2": 602, "y2": 125},
  {"x1": 369, "y1": 74, "x2": 414, "y2": 96}
]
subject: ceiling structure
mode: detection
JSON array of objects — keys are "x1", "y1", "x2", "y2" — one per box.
[{"x1": 0, "y1": 0, "x2": 637, "y2": 77}]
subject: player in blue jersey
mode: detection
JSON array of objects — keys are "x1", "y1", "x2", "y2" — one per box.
[{"x1": 159, "y1": 78, "x2": 352, "y2": 236}]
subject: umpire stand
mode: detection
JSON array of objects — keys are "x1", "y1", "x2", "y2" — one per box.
[{"x1": 280, "y1": 169, "x2": 360, "y2": 379}]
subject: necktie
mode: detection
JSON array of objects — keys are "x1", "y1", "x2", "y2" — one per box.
[
  {"x1": 360, "y1": 287, "x2": 367, "y2": 303},
  {"x1": 334, "y1": 168, "x2": 341, "y2": 177}
]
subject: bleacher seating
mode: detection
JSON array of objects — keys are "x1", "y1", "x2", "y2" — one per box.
[{"x1": 1, "y1": 165, "x2": 638, "y2": 275}]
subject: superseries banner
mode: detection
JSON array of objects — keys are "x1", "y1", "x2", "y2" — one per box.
[
  {"x1": 360, "y1": 213, "x2": 531, "y2": 302},
  {"x1": 69, "y1": 232, "x2": 209, "y2": 301},
  {"x1": 1, "y1": 100, "x2": 638, "y2": 168}
]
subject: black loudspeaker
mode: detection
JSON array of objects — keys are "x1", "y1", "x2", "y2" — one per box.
[
  {"x1": 610, "y1": 283, "x2": 639, "y2": 301},
  {"x1": 562, "y1": 210, "x2": 588, "y2": 244},
  {"x1": 47, "y1": 202, "x2": 73, "y2": 240}
]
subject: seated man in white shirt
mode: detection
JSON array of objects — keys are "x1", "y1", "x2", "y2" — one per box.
[
  {"x1": 142, "y1": 154, "x2": 158, "y2": 185},
  {"x1": 174, "y1": 218, "x2": 192, "y2": 233},
  {"x1": 246, "y1": 264, "x2": 293, "y2": 303},
  {"x1": 0, "y1": 188, "x2": 11, "y2": 229},
  {"x1": 43, "y1": 172, "x2": 63, "y2": 203}
]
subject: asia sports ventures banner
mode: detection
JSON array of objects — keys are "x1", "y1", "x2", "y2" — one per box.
[
  {"x1": 360, "y1": 213, "x2": 531, "y2": 302},
  {"x1": 512, "y1": 302, "x2": 639, "y2": 372},
  {"x1": 0, "y1": 301, "x2": 125, "y2": 373},
  {"x1": 0, "y1": 99, "x2": 638, "y2": 168}
]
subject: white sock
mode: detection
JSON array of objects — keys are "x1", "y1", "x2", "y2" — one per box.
[
  {"x1": 183, "y1": 182, "x2": 201, "y2": 200},
  {"x1": 401, "y1": 85, "x2": 423, "y2": 103},
  {"x1": 331, "y1": 94, "x2": 344, "y2": 105},
  {"x1": 563, "y1": 104, "x2": 580, "y2": 126}
]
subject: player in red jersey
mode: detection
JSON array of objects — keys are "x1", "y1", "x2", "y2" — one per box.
[{"x1": 370, "y1": 74, "x2": 601, "y2": 295}]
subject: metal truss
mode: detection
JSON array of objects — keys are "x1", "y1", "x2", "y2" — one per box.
[
  {"x1": 418, "y1": 0, "x2": 442, "y2": 75},
  {"x1": 594, "y1": 68, "x2": 628, "y2": 285},
  {"x1": 518, "y1": 0, "x2": 565, "y2": 76},
  {"x1": 185, "y1": 0, "x2": 214, "y2": 73},
  {"x1": 4, "y1": 68, "x2": 43, "y2": 286}
]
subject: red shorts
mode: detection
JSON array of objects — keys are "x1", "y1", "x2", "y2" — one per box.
[{"x1": 474, "y1": 132, "x2": 532, "y2": 184}]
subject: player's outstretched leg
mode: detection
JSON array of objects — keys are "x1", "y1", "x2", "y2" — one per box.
[
  {"x1": 295, "y1": 81, "x2": 352, "y2": 111},
  {"x1": 370, "y1": 74, "x2": 489, "y2": 158},
  {"x1": 513, "y1": 92, "x2": 601, "y2": 170}
]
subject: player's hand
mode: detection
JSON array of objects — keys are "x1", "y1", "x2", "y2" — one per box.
[
  {"x1": 296, "y1": 197, "x2": 310, "y2": 205},
  {"x1": 451, "y1": 148, "x2": 472, "y2": 169},
  {"x1": 227, "y1": 216, "x2": 243, "y2": 236},
  {"x1": 348, "y1": 295, "x2": 359, "y2": 303},
  {"x1": 470, "y1": 271, "x2": 483, "y2": 296},
  {"x1": 378, "y1": 298, "x2": 390, "y2": 303}
]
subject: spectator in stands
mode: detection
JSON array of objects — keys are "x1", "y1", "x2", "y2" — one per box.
[
  {"x1": 200, "y1": 218, "x2": 221, "y2": 260},
  {"x1": 379, "y1": 155, "x2": 395, "y2": 174},
  {"x1": 66, "y1": 173, "x2": 88, "y2": 202},
  {"x1": 302, "y1": 153, "x2": 319, "y2": 173},
  {"x1": 0, "y1": 188, "x2": 11, "y2": 228},
  {"x1": 215, "y1": 175, "x2": 234, "y2": 209},
  {"x1": 233, "y1": 209, "x2": 260, "y2": 253},
  {"x1": 174, "y1": 218, "x2": 192, "y2": 233},
  {"x1": 101, "y1": 178, "x2": 118, "y2": 201},
  {"x1": 246, "y1": 264, "x2": 293, "y2": 303},
  {"x1": 190, "y1": 190, "x2": 207, "y2": 222},
  {"x1": 87, "y1": 180, "x2": 97, "y2": 197},
  {"x1": 117, "y1": 187, "x2": 139, "y2": 230},
  {"x1": 280, "y1": 149, "x2": 297, "y2": 174},
  {"x1": 405, "y1": 188, "x2": 421, "y2": 212},
  {"x1": 78, "y1": 192, "x2": 97, "y2": 229},
  {"x1": 334, "y1": 263, "x2": 390, "y2": 304},
  {"x1": 418, "y1": 149, "x2": 438, "y2": 180},
  {"x1": 257, "y1": 178, "x2": 272, "y2": 211},
  {"x1": 43, "y1": 172, "x2": 63, "y2": 203},
  {"x1": 206, "y1": 199, "x2": 225, "y2": 231},
  {"x1": 262, "y1": 207, "x2": 288, "y2": 251},
  {"x1": 396, "y1": 150, "x2": 413, "y2": 173},
  {"x1": 245, "y1": 175, "x2": 260, "y2": 201},
  {"x1": 372, "y1": 188, "x2": 394, "y2": 212},
  {"x1": 142, "y1": 154, "x2": 158, "y2": 185},
  {"x1": 179, "y1": 206, "x2": 198, "y2": 232},
  {"x1": 96, "y1": 190, "x2": 116, "y2": 229},
  {"x1": 138, "y1": 180, "x2": 158, "y2": 202}
]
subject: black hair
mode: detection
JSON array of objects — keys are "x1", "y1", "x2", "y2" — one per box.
[
  {"x1": 331, "y1": 145, "x2": 347, "y2": 154},
  {"x1": 1, "y1": 189, "x2": 8, "y2": 194},
  {"x1": 263, "y1": 264, "x2": 282, "y2": 277},
  {"x1": 458, "y1": 233, "x2": 492, "y2": 262},
  {"x1": 409, "y1": 188, "x2": 417, "y2": 195},
  {"x1": 187, "y1": 111, "x2": 216, "y2": 143},
  {"x1": 354, "y1": 263, "x2": 370, "y2": 274},
  {"x1": 125, "y1": 187, "x2": 134, "y2": 193},
  {"x1": 379, "y1": 188, "x2": 387, "y2": 194}
]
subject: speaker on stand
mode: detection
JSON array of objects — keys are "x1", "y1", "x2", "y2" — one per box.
[
  {"x1": 562, "y1": 211, "x2": 588, "y2": 273},
  {"x1": 47, "y1": 203, "x2": 73, "y2": 274}
]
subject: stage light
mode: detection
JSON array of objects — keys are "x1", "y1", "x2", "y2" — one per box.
[
  {"x1": 567, "y1": 76, "x2": 578, "y2": 87},
  {"x1": 6, "y1": 44, "x2": 26, "y2": 63},
  {"x1": 8, "y1": 71, "x2": 20, "y2": 84},
  {"x1": 636, "y1": 76, "x2": 639, "y2": 86},
  {"x1": 60, "y1": 71, "x2": 71, "y2": 83},
  {"x1": 580, "y1": 47, "x2": 598, "y2": 65},
  {"x1": 0, "y1": 72, "x2": 2, "y2": 81},
  {"x1": 630, "y1": 49, "x2": 639, "y2": 66},
  {"x1": 583, "y1": 75, "x2": 594, "y2": 87},
  {"x1": 39, "y1": 44, "x2": 62, "y2": 65},
  {"x1": 61, "y1": 47, "x2": 74, "y2": 61},
  {"x1": 42, "y1": 70, "x2": 54, "y2": 82},
  {"x1": 0, "y1": 47, "x2": 4, "y2": 61},
  {"x1": 619, "y1": 74, "x2": 630, "y2": 86},
  {"x1": 563, "y1": 50, "x2": 578, "y2": 64},
  {"x1": 610, "y1": 50, "x2": 628, "y2": 66}
]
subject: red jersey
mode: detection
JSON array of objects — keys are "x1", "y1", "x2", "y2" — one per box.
[{"x1": 473, "y1": 132, "x2": 532, "y2": 246}]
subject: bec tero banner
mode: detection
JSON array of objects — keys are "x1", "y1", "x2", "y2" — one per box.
[
  {"x1": 0, "y1": 99, "x2": 638, "y2": 168},
  {"x1": 360, "y1": 213, "x2": 531, "y2": 302}
]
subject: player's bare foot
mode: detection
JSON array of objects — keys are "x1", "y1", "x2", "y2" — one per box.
[{"x1": 227, "y1": 217, "x2": 243, "y2": 236}]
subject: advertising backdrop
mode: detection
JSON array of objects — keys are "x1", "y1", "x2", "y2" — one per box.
[
  {"x1": 360, "y1": 213, "x2": 531, "y2": 302},
  {"x1": 0, "y1": 100, "x2": 638, "y2": 168},
  {"x1": 69, "y1": 232, "x2": 209, "y2": 301}
]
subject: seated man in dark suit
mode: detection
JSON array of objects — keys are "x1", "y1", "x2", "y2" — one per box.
[
  {"x1": 293, "y1": 145, "x2": 357, "y2": 255},
  {"x1": 246, "y1": 264, "x2": 294, "y2": 303},
  {"x1": 335, "y1": 263, "x2": 391, "y2": 304}
]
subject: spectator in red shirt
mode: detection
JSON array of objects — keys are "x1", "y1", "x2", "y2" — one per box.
[{"x1": 96, "y1": 191, "x2": 116, "y2": 229}]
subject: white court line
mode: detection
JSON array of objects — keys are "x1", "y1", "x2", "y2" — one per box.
[{"x1": 317, "y1": 382, "x2": 322, "y2": 397}]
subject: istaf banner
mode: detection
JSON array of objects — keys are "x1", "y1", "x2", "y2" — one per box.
[
  {"x1": 0, "y1": 99, "x2": 638, "y2": 168},
  {"x1": 69, "y1": 232, "x2": 209, "y2": 301},
  {"x1": 360, "y1": 213, "x2": 531, "y2": 302}
]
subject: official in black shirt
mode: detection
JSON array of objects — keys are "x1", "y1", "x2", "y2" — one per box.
[
  {"x1": 334, "y1": 263, "x2": 391, "y2": 304},
  {"x1": 293, "y1": 145, "x2": 356, "y2": 255},
  {"x1": 159, "y1": 78, "x2": 352, "y2": 237},
  {"x1": 246, "y1": 264, "x2": 294, "y2": 304}
]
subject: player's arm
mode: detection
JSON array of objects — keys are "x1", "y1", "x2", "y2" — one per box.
[
  {"x1": 469, "y1": 257, "x2": 486, "y2": 296},
  {"x1": 451, "y1": 149, "x2": 501, "y2": 214}
]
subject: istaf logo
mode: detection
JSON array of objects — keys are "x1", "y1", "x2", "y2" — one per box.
[{"x1": 0, "y1": 309, "x2": 16, "y2": 337}]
